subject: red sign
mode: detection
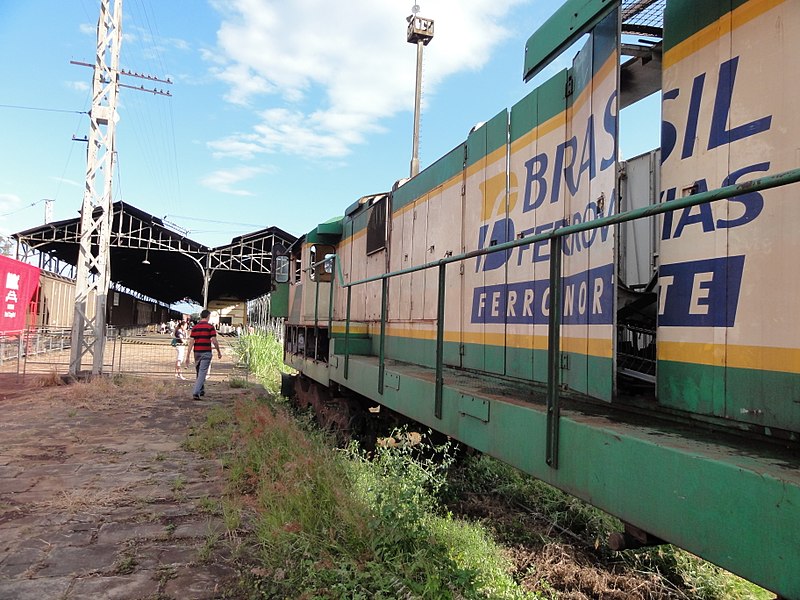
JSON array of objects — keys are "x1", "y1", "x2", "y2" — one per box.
[{"x1": 0, "y1": 254, "x2": 40, "y2": 333}]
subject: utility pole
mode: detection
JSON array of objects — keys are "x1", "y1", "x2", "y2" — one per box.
[
  {"x1": 69, "y1": 0, "x2": 171, "y2": 376},
  {"x1": 44, "y1": 199, "x2": 53, "y2": 224},
  {"x1": 407, "y1": 4, "x2": 434, "y2": 178}
]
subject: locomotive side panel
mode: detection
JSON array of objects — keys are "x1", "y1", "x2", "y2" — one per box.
[
  {"x1": 560, "y1": 18, "x2": 618, "y2": 400},
  {"x1": 421, "y1": 183, "x2": 463, "y2": 367},
  {"x1": 386, "y1": 145, "x2": 466, "y2": 367},
  {"x1": 507, "y1": 86, "x2": 542, "y2": 382},
  {"x1": 332, "y1": 221, "x2": 353, "y2": 325},
  {"x1": 503, "y1": 11, "x2": 618, "y2": 401},
  {"x1": 658, "y1": 0, "x2": 800, "y2": 432},
  {"x1": 390, "y1": 199, "x2": 414, "y2": 323},
  {"x1": 462, "y1": 111, "x2": 508, "y2": 374},
  {"x1": 365, "y1": 204, "x2": 388, "y2": 322}
]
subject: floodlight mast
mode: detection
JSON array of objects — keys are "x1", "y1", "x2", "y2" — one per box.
[{"x1": 407, "y1": 5, "x2": 433, "y2": 178}]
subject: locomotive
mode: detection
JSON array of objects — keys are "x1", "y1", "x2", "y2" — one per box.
[{"x1": 273, "y1": 1, "x2": 800, "y2": 596}]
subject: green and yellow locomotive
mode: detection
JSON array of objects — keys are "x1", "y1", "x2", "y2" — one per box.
[{"x1": 274, "y1": 1, "x2": 800, "y2": 596}]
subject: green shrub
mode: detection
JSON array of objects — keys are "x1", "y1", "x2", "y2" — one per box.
[{"x1": 346, "y1": 432, "x2": 536, "y2": 599}]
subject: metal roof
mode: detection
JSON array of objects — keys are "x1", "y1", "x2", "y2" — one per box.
[{"x1": 13, "y1": 202, "x2": 296, "y2": 305}]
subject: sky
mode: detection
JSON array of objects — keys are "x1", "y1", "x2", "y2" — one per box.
[{"x1": 0, "y1": 0, "x2": 660, "y2": 250}]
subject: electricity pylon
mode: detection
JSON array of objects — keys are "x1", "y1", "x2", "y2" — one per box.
[
  {"x1": 68, "y1": 0, "x2": 172, "y2": 376},
  {"x1": 70, "y1": 0, "x2": 123, "y2": 376}
]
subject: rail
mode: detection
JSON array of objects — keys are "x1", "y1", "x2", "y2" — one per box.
[{"x1": 308, "y1": 167, "x2": 800, "y2": 468}]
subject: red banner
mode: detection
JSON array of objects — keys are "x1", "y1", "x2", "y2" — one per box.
[{"x1": 0, "y1": 254, "x2": 40, "y2": 333}]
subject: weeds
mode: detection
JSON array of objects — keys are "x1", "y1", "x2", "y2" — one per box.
[
  {"x1": 625, "y1": 547, "x2": 774, "y2": 600},
  {"x1": 228, "y1": 376, "x2": 249, "y2": 389},
  {"x1": 171, "y1": 475, "x2": 186, "y2": 493},
  {"x1": 188, "y1": 396, "x2": 535, "y2": 598},
  {"x1": 114, "y1": 549, "x2": 138, "y2": 575},
  {"x1": 198, "y1": 528, "x2": 221, "y2": 562},
  {"x1": 230, "y1": 332, "x2": 292, "y2": 394},
  {"x1": 221, "y1": 497, "x2": 242, "y2": 531},
  {"x1": 448, "y1": 454, "x2": 619, "y2": 548},
  {"x1": 197, "y1": 495, "x2": 220, "y2": 515},
  {"x1": 183, "y1": 404, "x2": 237, "y2": 457},
  {"x1": 448, "y1": 453, "x2": 771, "y2": 600}
]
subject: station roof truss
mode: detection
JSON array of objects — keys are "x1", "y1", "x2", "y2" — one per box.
[{"x1": 14, "y1": 202, "x2": 296, "y2": 305}]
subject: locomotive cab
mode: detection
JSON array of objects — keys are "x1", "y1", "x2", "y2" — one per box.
[{"x1": 281, "y1": 224, "x2": 342, "y2": 367}]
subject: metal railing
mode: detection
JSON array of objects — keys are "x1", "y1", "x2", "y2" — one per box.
[
  {"x1": 0, "y1": 326, "x2": 118, "y2": 375},
  {"x1": 307, "y1": 167, "x2": 800, "y2": 468}
]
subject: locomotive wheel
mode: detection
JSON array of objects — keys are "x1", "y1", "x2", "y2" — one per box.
[
  {"x1": 280, "y1": 372, "x2": 296, "y2": 398},
  {"x1": 293, "y1": 375, "x2": 315, "y2": 411},
  {"x1": 292, "y1": 377, "x2": 362, "y2": 444}
]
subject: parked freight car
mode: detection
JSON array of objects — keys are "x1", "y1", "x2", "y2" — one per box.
[
  {"x1": 29, "y1": 271, "x2": 175, "y2": 331},
  {"x1": 275, "y1": 1, "x2": 800, "y2": 597}
]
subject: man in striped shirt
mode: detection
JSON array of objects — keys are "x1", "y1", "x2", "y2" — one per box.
[{"x1": 184, "y1": 310, "x2": 222, "y2": 400}]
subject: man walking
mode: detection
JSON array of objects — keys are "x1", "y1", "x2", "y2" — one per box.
[{"x1": 184, "y1": 310, "x2": 222, "y2": 400}]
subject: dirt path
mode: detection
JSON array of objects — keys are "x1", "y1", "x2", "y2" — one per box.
[{"x1": 0, "y1": 374, "x2": 254, "y2": 600}]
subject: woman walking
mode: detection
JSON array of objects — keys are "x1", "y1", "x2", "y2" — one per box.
[{"x1": 173, "y1": 321, "x2": 188, "y2": 379}]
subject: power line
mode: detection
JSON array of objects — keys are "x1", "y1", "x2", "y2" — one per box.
[
  {"x1": 0, "y1": 103, "x2": 87, "y2": 115},
  {"x1": 164, "y1": 214, "x2": 266, "y2": 228},
  {"x1": 0, "y1": 199, "x2": 49, "y2": 218}
]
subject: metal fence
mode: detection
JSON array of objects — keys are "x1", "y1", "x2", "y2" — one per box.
[{"x1": 0, "y1": 327, "x2": 246, "y2": 381}]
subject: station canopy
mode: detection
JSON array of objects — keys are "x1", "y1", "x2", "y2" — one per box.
[{"x1": 13, "y1": 202, "x2": 296, "y2": 305}]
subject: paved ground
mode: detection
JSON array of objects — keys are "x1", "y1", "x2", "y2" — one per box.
[{"x1": 0, "y1": 373, "x2": 255, "y2": 600}]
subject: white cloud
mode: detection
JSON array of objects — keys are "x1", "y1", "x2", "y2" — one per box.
[
  {"x1": 49, "y1": 177, "x2": 81, "y2": 188},
  {"x1": 207, "y1": 0, "x2": 530, "y2": 160},
  {"x1": 65, "y1": 81, "x2": 90, "y2": 92},
  {"x1": 199, "y1": 166, "x2": 271, "y2": 196},
  {"x1": 208, "y1": 135, "x2": 266, "y2": 160}
]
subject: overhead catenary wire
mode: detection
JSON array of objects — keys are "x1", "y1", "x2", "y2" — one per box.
[{"x1": 0, "y1": 199, "x2": 51, "y2": 218}]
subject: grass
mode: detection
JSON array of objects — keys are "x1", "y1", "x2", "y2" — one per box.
[
  {"x1": 198, "y1": 528, "x2": 221, "y2": 562},
  {"x1": 114, "y1": 546, "x2": 138, "y2": 575},
  {"x1": 171, "y1": 475, "x2": 186, "y2": 492},
  {"x1": 187, "y1": 395, "x2": 537, "y2": 599},
  {"x1": 197, "y1": 495, "x2": 221, "y2": 515},
  {"x1": 37, "y1": 373, "x2": 177, "y2": 410},
  {"x1": 231, "y1": 331, "x2": 293, "y2": 394},
  {"x1": 195, "y1": 332, "x2": 774, "y2": 598},
  {"x1": 447, "y1": 453, "x2": 619, "y2": 548},
  {"x1": 449, "y1": 453, "x2": 772, "y2": 600},
  {"x1": 228, "y1": 376, "x2": 250, "y2": 389}
]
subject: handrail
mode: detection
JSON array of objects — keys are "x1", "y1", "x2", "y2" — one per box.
[
  {"x1": 340, "y1": 168, "x2": 800, "y2": 289},
  {"x1": 325, "y1": 167, "x2": 800, "y2": 467}
]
